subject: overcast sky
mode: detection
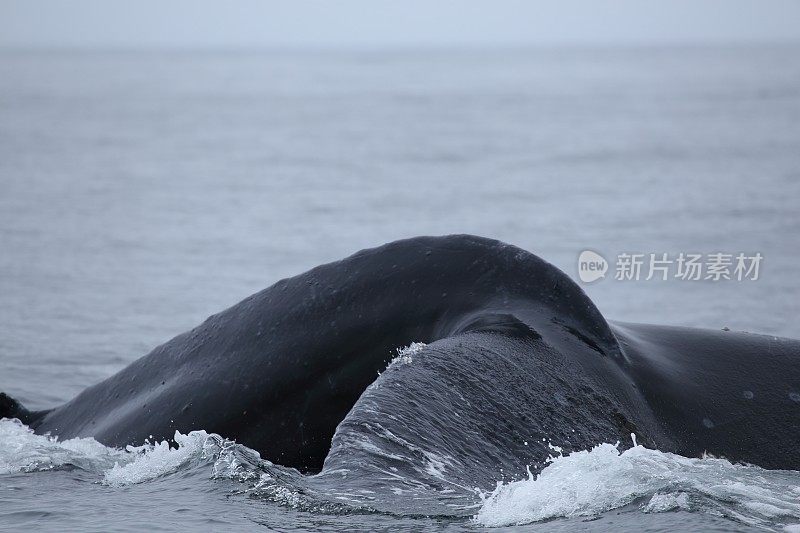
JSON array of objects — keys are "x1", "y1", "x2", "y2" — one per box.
[{"x1": 1, "y1": 0, "x2": 799, "y2": 49}]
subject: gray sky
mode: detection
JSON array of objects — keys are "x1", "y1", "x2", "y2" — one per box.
[{"x1": 1, "y1": 0, "x2": 799, "y2": 49}]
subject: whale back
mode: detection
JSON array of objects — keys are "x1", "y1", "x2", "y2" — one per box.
[
  {"x1": 16, "y1": 235, "x2": 800, "y2": 473},
  {"x1": 28, "y1": 235, "x2": 637, "y2": 472},
  {"x1": 613, "y1": 322, "x2": 800, "y2": 470}
]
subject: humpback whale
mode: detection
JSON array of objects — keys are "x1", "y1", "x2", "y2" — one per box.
[{"x1": 2, "y1": 235, "x2": 799, "y2": 474}]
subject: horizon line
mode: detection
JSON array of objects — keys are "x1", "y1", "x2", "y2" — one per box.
[{"x1": 2, "y1": 39, "x2": 799, "y2": 54}]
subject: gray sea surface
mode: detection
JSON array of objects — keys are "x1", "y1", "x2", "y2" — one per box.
[{"x1": 1, "y1": 46, "x2": 799, "y2": 532}]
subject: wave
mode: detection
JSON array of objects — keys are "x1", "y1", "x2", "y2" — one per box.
[
  {"x1": 476, "y1": 438, "x2": 800, "y2": 529},
  {"x1": 3, "y1": 416, "x2": 800, "y2": 530},
  {"x1": 0, "y1": 417, "x2": 126, "y2": 475}
]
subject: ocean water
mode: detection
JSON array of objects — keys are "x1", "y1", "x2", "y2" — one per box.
[{"x1": 1, "y1": 46, "x2": 799, "y2": 531}]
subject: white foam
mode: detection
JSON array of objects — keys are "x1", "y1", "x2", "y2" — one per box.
[
  {"x1": 388, "y1": 342, "x2": 426, "y2": 367},
  {"x1": 0, "y1": 418, "x2": 126, "y2": 474},
  {"x1": 103, "y1": 431, "x2": 217, "y2": 486},
  {"x1": 475, "y1": 442, "x2": 800, "y2": 528},
  {"x1": 643, "y1": 491, "x2": 691, "y2": 513},
  {"x1": 5, "y1": 417, "x2": 800, "y2": 529},
  {"x1": 0, "y1": 418, "x2": 236, "y2": 487}
]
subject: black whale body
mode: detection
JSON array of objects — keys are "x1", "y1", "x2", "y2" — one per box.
[{"x1": 2, "y1": 235, "x2": 799, "y2": 474}]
